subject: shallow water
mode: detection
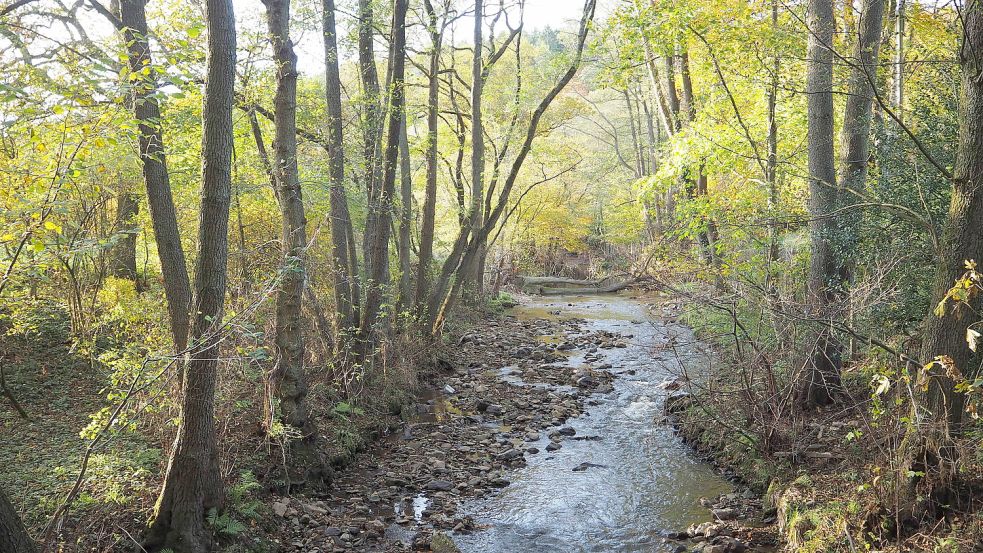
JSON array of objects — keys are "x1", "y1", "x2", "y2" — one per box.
[{"x1": 453, "y1": 293, "x2": 733, "y2": 552}]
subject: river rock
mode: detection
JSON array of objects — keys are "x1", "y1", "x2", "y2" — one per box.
[
  {"x1": 426, "y1": 479, "x2": 454, "y2": 492},
  {"x1": 712, "y1": 507, "x2": 738, "y2": 520},
  {"x1": 497, "y1": 448, "x2": 523, "y2": 461}
]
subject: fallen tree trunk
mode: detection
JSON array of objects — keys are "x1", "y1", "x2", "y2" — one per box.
[
  {"x1": 516, "y1": 275, "x2": 606, "y2": 289},
  {"x1": 538, "y1": 279, "x2": 637, "y2": 296}
]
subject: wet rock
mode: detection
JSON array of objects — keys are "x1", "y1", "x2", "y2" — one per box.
[
  {"x1": 545, "y1": 441, "x2": 562, "y2": 452},
  {"x1": 687, "y1": 522, "x2": 727, "y2": 538},
  {"x1": 572, "y1": 462, "x2": 607, "y2": 472},
  {"x1": 557, "y1": 426, "x2": 576, "y2": 436},
  {"x1": 712, "y1": 508, "x2": 738, "y2": 520},
  {"x1": 497, "y1": 449, "x2": 523, "y2": 461},
  {"x1": 665, "y1": 390, "x2": 693, "y2": 414},
  {"x1": 426, "y1": 480, "x2": 454, "y2": 492},
  {"x1": 575, "y1": 376, "x2": 598, "y2": 388}
]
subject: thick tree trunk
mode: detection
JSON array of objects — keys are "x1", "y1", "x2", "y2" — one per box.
[
  {"x1": 836, "y1": 0, "x2": 885, "y2": 284},
  {"x1": 415, "y1": 0, "x2": 441, "y2": 315},
  {"x1": 119, "y1": 0, "x2": 191, "y2": 352},
  {"x1": 322, "y1": 0, "x2": 360, "y2": 341},
  {"x1": 359, "y1": 0, "x2": 407, "y2": 345},
  {"x1": 144, "y1": 0, "x2": 235, "y2": 550},
  {"x1": 909, "y1": 0, "x2": 983, "y2": 497},
  {"x1": 261, "y1": 0, "x2": 322, "y2": 484},
  {"x1": 109, "y1": 190, "x2": 139, "y2": 282},
  {"x1": 800, "y1": 0, "x2": 842, "y2": 407},
  {"x1": 0, "y1": 486, "x2": 36, "y2": 553}
]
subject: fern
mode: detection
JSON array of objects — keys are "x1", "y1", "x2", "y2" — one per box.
[{"x1": 206, "y1": 508, "x2": 246, "y2": 537}]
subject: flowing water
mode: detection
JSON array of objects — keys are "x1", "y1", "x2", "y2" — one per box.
[{"x1": 452, "y1": 293, "x2": 733, "y2": 552}]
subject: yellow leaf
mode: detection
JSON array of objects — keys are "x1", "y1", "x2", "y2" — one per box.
[{"x1": 968, "y1": 328, "x2": 981, "y2": 352}]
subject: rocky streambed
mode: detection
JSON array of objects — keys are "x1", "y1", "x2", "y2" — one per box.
[{"x1": 266, "y1": 293, "x2": 774, "y2": 552}]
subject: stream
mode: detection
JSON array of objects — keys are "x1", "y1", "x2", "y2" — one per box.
[{"x1": 452, "y1": 293, "x2": 734, "y2": 552}]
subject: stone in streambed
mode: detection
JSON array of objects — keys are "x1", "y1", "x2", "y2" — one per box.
[
  {"x1": 426, "y1": 479, "x2": 454, "y2": 491},
  {"x1": 497, "y1": 448, "x2": 524, "y2": 461}
]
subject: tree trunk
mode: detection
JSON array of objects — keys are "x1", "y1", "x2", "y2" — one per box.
[
  {"x1": 909, "y1": 0, "x2": 983, "y2": 499},
  {"x1": 676, "y1": 48, "x2": 716, "y2": 268},
  {"x1": 358, "y1": 0, "x2": 383, "y2": 265},
  {"x1": 836, "y1": 0, "x2": 885, "y2": 285},
  {"x1": 766, "y1": 0, "x2": 780, "y2": 268},
  {"x1": 322, "y1": 0, "x2": 360, "y2": 341},
  {"x1": 119, "y1": 0, "x2": 191, "y2": 353},
  {"x1": 397, "y1": 114, "x2": 413, "y2": 311},
  {"x1": 800, "y1": 0, "x2": 842, "y2": 407},
  {"x1": 359, "y1": 0, "x2": 407, "y2": 345},
  {"x1": 415, "y1": 0, "x2": 441, "y2": 315},
  {"x1": 893, "y1": 0, "x2": 905, "y2": 115},
  {"x1": 144, "y1": 0, "x2": 235, "y2": 550},
  {"x1": 0, "y1": 486, "x2": 36, "y2": 553},
  {"x1": 109, "y1": 190, "x2": 139, "y2": 283},
  {"x1": 462, "y1": 0, "x2": 486, "y2": 299},
  {"x1": 261, "y1": 0, "x2": 322, "y2": 484}
]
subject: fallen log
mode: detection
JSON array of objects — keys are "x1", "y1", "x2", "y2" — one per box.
[
  {"x1": 515, "y1": 275, "x2": 605, "y2": 288},
  {"x1": 538, "y1": 279, "x2": 635, "y2": 296}
]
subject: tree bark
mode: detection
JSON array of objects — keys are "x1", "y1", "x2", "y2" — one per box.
[
  {"x1": 322, "y1": 0, "x2": 360, "y2": 341},
  {"x1": 766, "y1": 0, "x2": 780, "y2": 267},
  {"x1": 109, "y1": 189, "x2": 139, "y2": 282},
  {"x1": 911, "y1": 0, "x2": 983, "y2": 490},
  {"x1": 893, "y1": 0, "x2": 905, "y2": 115},
  {"x1": 119, "y1": 0, "x2": 191, "y2": 353},
  {"x1": 261, "y1": 0, "x2": 323, "y2": 483},
  {"x1": 397, "y1": 114, "x2": 413, "y2": 311},
  {"x1": 358, "y1": 0, "x2": 383, "y2": 265},
  {"x1": 836, "y1": 0, "x2": 885, "y2": 285},
  {"x1": 800, "y1": 0, "x2": 842, "y2": 407},
  {"x1": 0, "y1": 486, "x2": 36, "y2": 553},
  {"x1": 460, "y1": 0, "x2": 486, "y2": 299},
  {"x1": 415, "y1": 0, "x2": 442, "y2": 315},
  {"x1": 359, "y1": 0, "x2": 407, "y2": 345},
  {"x1": 144, "y1": 0, "x2": 235, "y2": 549},
  {"x1": 676, "y1": 48, "x2": 717, "y2": 269}
]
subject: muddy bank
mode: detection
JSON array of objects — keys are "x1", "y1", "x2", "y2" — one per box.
[{"x1": 264, "y1": 293, "x2": 773, "y2": 552}]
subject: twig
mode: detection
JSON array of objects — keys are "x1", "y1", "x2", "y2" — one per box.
[{"x1": 0, "y1": 356, "x2": 29, "y2": 419}]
